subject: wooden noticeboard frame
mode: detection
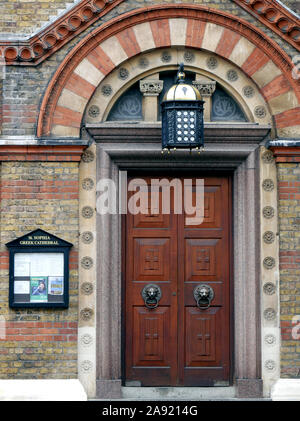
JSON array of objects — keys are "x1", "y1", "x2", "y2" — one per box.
[{"x1": 6, "y1": 229, "x2": 73, "y2": 308}]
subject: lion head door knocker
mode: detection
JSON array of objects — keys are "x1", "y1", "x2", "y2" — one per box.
[
  {"x1": 141, "y1": 284, "x2": 162, "y2": 309},
  {"x1": 193, "y1": 284, "x2": 214, "y2": 310}
]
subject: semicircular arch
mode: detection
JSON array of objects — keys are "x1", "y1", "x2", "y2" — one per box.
[{"x1": 37, "y1": 4, "x2": 300, "y2": 138}]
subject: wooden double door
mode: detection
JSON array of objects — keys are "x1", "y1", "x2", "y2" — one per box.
[{"x1": 124, "y1": 175, "x2": 231, "y2": 386}]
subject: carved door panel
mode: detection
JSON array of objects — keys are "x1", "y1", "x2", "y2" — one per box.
[{"x1": 125, "y1": 176, "x2": 231, "y2": 386}]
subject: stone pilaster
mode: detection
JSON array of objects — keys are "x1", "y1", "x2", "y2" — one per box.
[
  {"x1": 259, "y1": 146, "x2": 280, "y2": 397},
  {"x1": 78, "y1": 144, "x2": 97, "y2": 398},
  {"x1": 193, "y1": 76, "x2": 216, "y2": 122}
]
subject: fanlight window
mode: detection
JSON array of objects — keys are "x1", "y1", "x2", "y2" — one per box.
[
  {"x1": 107, "y1": 71, "x2": 247, "y2": 123},
  {"x1": 107, "y1": 82, "x2": 143, "y2": 121}
]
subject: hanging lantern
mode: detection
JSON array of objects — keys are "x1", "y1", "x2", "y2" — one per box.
[{"x1": 161, "y1": 63, "x2": 204, "y2": 153}]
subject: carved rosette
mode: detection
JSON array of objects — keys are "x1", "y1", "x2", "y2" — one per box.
[
  {"x1": 80, "y1": 360, "x2": 93, "y2": 372},
  {"x1": 206, "y1": 56, "x2": 218, "y2": 70},
  {"x1": 81, "y1": 206, "x2": 94, "y2": 218},
  {"x1": 81, "y1": 231, "x2": 94, "y2": 244},
  {"x1": 264, "y1": 307, "x2": 276, "y2": 321},
  {"x1": 81, "y1": 256, "x2": 94, "y2": 269},
  {"x1": 263, "y1": 282, "x2": 276, "y2": 295},
  {"x1": 264, "y1": 360, "x2": 276, "y2": 371},
  {"x1": 264, "y1": 334, "x2": 276, "y2": 346},
  {"x1": 80, "y1": 333, "x2": 93, "y2": 347},
  {"x1": 262, "y1": 179, "x2": 274, "y2": 192},
  {"x1": 80, "y1": 307, "x2": 94, "y2": 321},
  {"x1": 263, "y1": 206, "x2": 274, "y2": 219},
  {"x1": 139, "y1": 80, "x2": 163, "y2": 97},
  {"x1": 81, "y1": 150, "x2": 95, "y2": 163},
  {"x1": 81, "y1": 282, "x2": 94, "y2": 295},
  {"x1": 192, "y1": 81, "x2": 216, "y2": 98}
]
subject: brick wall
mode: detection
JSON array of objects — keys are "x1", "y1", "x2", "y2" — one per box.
[
  {"x1": 278, "y1": 163, "x2": 300, "y2": 378},
  {"x1": 0, "y1": 0, "x2": 76, "y2": 35},
  {"x1": 0, "y1": 160, "x2": 79, "y2": 379},
  {"x1": 281, "y1": 0, "x2": 300, "y2": 14}
]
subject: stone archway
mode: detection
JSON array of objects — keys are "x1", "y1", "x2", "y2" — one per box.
[
  {"x1": 37, "y1": 4, "x2": 300, "y2": 139},
  {"x1": 37, "y1": 4, "x2": 297, "y2": 399}
]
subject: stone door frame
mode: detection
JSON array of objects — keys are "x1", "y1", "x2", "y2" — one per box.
[{"x1": 93, "y1": 128, "x2": 266, "y2": 399}]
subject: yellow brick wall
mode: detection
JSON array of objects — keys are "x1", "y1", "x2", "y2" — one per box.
[
  {"x1": 0, "y1": 0, "x2": 77, "y2": 34},
  {"x1": 0, "y1": 161, "x2": 79, "y2": 379}
]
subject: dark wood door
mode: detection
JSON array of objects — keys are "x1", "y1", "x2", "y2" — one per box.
[{"x1": 124, "y1": 176, "x2": 231, "y2": 386}]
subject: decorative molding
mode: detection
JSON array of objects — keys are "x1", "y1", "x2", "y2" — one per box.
[
  {"x1": 101, "y1": 84, "x2": 113, "y2": 97},
  {"x1": 81, "y1": 256, "x2": 94, "y2": 269},
  {"x1": 262, "y1": 178, "x2": 275, "y2": 191},
  {"x1": 254, "y1": 105, "x2": 267, "y2": 119},
  {"x1": 80, "y1": 307, "x2": 94, "y2": 321},
  {"x1": 243, "y1": 86, "x2": 255, "y2": 98},
  {"x1": 81, "y1": 206, "x2": 94, "y2": 218},
  {"x1": 139, "y1": 80, "x2": 163, "y2": 97},
  {"x1": 81, "y1": 231, "x2": 94, "y2": 244},
  {"x1": 80, "y1": 333, "x2": 93, "y2": 347},
  {"x1": 263, "y1": 205, "x2": 275, "y2": 218},
  {"x1": 161, "y1": 51, "x2": 172, "y2": 63},
  {"x1": 206, "y1": 56, "x2": 218, "y2": 70},
  {"x1": 262, "y1": 150, "x2": 274, "y2": 163},
  {"x1": 88, "y1": 105, "x2": 100, "y2": 119},
  {"x1": 264, "y1": 307, "x2": 276, "y2": 320},
  {"x1": 263, "y1": 231, "x2": 275, "y2": 244},
  {"x1": 263, "y1": 281, "x2": 276, "y2": 294},
  {"x1": 192, "y1": 81, "x2": 216, "y2": 98},
  {"x1": 81, "y1": 149, "x2": 95, "y2": 163},
  {"x1": 265, "y1": 334, "x2": 276, "y2": 345},
  {"x1": 82, "y1": 178, "x2": 95, "y2": 190},
  {"x1": 226, "y1": 69, "x2": 239, "y2": 82},
  {"x1": 263, "y1": 256, "x2": 276, "y2": 269},
  {"x1": 231, "y1": 0, "x2": 300, "y2": 52},
  {"x1": 81, "y1": 282, "x2": 94, "y2": 295},
  {"x1": 183, "y1": 51, "x2": 195, "y2": 63},
  {"x1": 0, "y1": 0, "x2": 125, "y2": 66}
]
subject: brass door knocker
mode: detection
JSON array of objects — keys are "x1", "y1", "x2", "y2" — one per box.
[
  {"x1": 193, "y1": 284, "x2": 214, "y2": 310},
  {"x1": 141, "y1": 284, "x2": 162, "y2": 309}
]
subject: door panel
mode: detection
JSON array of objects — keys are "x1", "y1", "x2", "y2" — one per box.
[{"x1": 125, "y1": 175, "x2": 231, "y2": 386}]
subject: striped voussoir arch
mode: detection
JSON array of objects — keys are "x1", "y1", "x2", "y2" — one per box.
[{"x1": 37, "y1": 4, "x2": 300, "y2": 138}]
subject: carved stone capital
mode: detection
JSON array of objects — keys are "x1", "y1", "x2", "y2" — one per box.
[
  {"x1": 139, "y1": 80, "x2": 163, "y2": 97},
  {"x1": 192, "y1": 81, "x2": 216, "y2": 98}
]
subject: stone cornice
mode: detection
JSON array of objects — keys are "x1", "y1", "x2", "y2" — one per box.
[
  {"x1": 0, "y1": 0, "x2": 124, "y2": 66},
  {"x1": 0, "y1": 145, "x2": 86, "y2": 160},
  {"x1": 231, "y1": 0, "x2": 300, "y2": 51},
  {"x1": 85, "y1": 122, "x2": 271, "y2": 143},
  {"x1": 0, "y1": 0, "x2": 299, "y2": 66},
  {"x1": 269, "y1": 145, "x2": 300, "y2": 161}
]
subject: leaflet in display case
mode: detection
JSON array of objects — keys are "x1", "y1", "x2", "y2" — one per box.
[{"x1": 6, "y1": 229, "x2": 73, "y2": 308}]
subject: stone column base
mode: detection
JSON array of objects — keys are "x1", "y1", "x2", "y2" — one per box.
[
  {"x1": 236, "y1": 379, "x2": 263, "y2": 398},
  {"x1": 271, "y1": 379, "x2": 300, "y2": 401},
  {"x1": 96, "y1": 380, "x2": 122, "y2": 399}
]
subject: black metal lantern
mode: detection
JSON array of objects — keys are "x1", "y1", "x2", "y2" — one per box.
[{"x1": 161, "y1": 63, "x2": 204, "y2": 153}]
